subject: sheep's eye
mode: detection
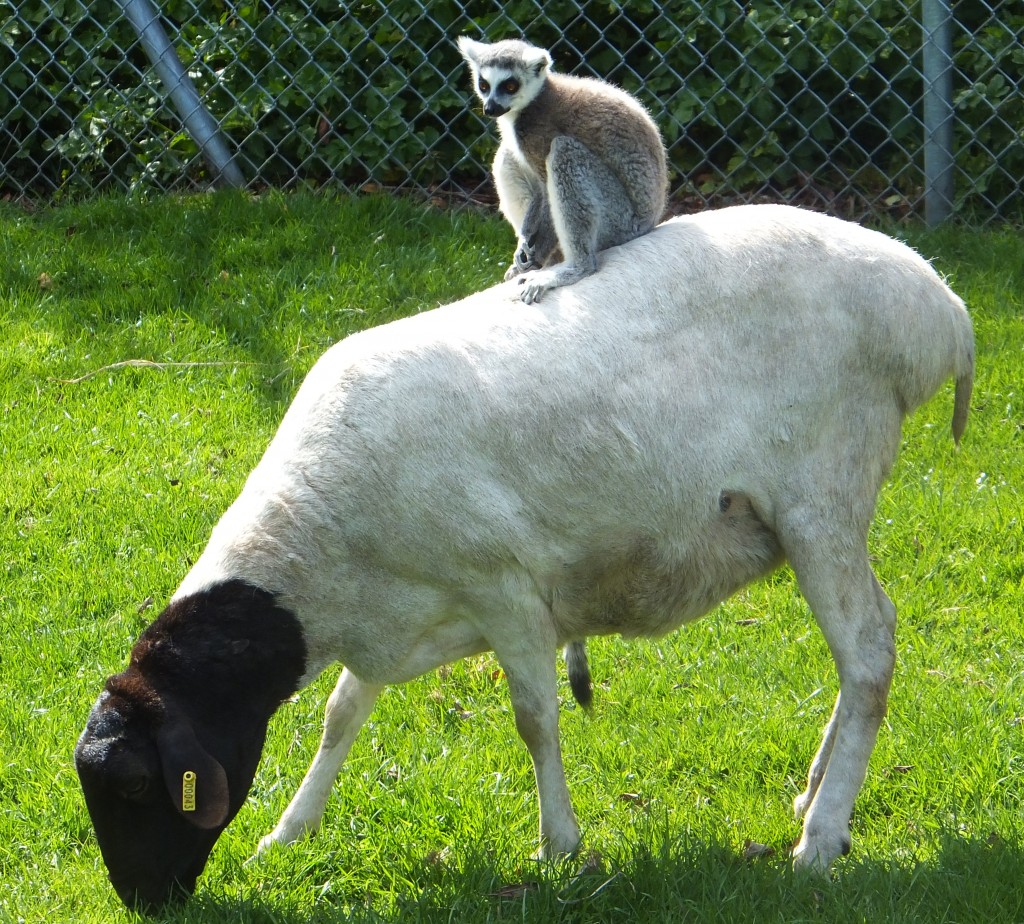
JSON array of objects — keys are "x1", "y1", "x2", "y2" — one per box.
[
  {"x1": 501, "y1": 79, "x2": 520, "y2": 95},
  {"x1": 120, "y1": 776, "x2": 149, "y2": 800},
  {"x1": 478, "y1": 79, "x2": 490, "y2": 94}
]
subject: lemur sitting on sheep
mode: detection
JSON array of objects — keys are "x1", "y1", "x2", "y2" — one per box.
[{"x1": 457, "y1": 36, "x2": 668, "y2": 304}]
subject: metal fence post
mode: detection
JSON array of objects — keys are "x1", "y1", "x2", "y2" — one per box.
[
  {"x1": 117, "y1": 0, "x2": 244, "y2": 188},
  {"x1": 922, "y1": 0, "x2": 955, "y2": 226}
]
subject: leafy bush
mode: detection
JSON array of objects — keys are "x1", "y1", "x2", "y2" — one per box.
[{"x1": 949, "y1": 0, "x2": 1024, "y2": 214}]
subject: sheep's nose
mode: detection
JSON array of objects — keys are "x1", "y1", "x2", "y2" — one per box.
[{"x1": 111, "y1": 871, "x2": 194, "y2": 914}]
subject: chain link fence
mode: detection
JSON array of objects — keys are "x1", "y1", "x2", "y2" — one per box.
[{"x1": 1, "y1": 0, "x2": 1021, "y2": 224}]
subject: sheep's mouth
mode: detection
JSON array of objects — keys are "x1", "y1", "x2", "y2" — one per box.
[
  {"x1": 102, "y1": 829, "x2": 213, "y2": 913},
  {"x1": 111, "y1": 868, "x2": 198, "y2": 914}
]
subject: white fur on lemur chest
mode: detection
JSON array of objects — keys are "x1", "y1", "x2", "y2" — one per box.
[{"x1": 496, "y1": 113, "x2": 534, "y2": 175}]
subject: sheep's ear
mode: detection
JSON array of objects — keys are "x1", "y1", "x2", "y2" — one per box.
[{"x1": 156, "y1": 715, "x2": 230, "y2": 830}]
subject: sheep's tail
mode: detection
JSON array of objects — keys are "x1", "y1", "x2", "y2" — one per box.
[
  {"x1": 896, "y1": 284, "x2": 974, "y2": 447},
  {"x1": 564, "y1": 640, "x2": 593, "y2": 709},
  {"x1": 927, "y1": 289, "x2": 974, "y2": 447},
  {"x1": 936, "y1": 289, "x2": 975, "y2": 446},
  {"x1": 952, "y1": 336, "x2": 974, "y2": 446}
]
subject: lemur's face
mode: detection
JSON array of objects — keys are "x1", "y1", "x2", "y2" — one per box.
[
  {"x1": 458, "y1": 37, "x2": 550, "y2": 119},
  {"x1": 473, "y1": 67, "x2": 527, "y2": 118}
]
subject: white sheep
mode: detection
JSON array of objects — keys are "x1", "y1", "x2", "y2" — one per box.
[{"x1": 75, "y1": 204, "x2": 974, "y2": 911}]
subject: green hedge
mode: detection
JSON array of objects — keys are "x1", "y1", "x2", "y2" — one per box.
[{"x1": 1, "y1": 0, "x2": 1019, "y2": 215}]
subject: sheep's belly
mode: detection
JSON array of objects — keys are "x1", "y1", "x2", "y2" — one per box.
[{"x1": 551, "y1": 495, "x2": 784, "y2": 640}]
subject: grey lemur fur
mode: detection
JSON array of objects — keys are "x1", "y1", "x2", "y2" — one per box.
[{"x1": 458, "y1": 36, "x2": 668, "y2": 304}]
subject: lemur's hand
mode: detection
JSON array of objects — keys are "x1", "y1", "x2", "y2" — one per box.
[{"x1": 504, "y1": 238, "x2": 542, "y2": 281}]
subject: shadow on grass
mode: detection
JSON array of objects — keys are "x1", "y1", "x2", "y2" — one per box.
[
  {"x1": 7, "y1": 190, "x2": 504, "y2": 410},
  {"x1": 149, "y1": 832, "x2": 1024, "y2": 924}
]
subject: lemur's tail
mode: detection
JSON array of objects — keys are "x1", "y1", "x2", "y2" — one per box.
[{"x1": 564, "y1": 641, "x2": 593, "y2": 709}]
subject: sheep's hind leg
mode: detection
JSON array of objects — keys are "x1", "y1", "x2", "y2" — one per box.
[
  {"x1": 781, "y1": 518, "x2": 896, "y2": 872},
  {"x1": 257, "y1": 668, "x2": 382, "y2": 851}
]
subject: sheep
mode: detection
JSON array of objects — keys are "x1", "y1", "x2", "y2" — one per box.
[{"x1": 75, "y1": 204, "x2": 974, "y2": 911}]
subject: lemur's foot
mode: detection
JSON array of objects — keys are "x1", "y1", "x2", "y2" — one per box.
[
  {"x1": 517, "y1": 256, "x2": 599, "y2": 304},
  {"x1": 517, "y1": 268, "x2": 558, "y2": 304}
]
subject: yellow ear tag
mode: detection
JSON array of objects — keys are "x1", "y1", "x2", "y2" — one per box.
[{"x1": 182, "y1": 770, "x2": 197, "y2": 812}]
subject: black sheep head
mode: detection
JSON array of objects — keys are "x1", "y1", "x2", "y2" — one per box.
[{"x1": 74, "y1": 581, "x2": 306, "y2": 912}]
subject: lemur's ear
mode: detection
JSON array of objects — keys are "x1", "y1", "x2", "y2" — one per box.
[
  {"x1": 457, "y1": 36, "x2": 484, "y2": 66},
  {"x1": 523, "y1": 45, "x2": 552, "y2": 77}
]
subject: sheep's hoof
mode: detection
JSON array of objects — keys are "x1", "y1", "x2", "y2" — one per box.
[
  {"x1": 791, "y1": 832, "x2": 849, "y2": 875},
  {"x1": 256, "y1": 823, "x2": 314, "y2": 854},
  {"x1": 256, "y1": 833, "x2": 284, "y2": 855},
  {"x1": 531, "y1": 831, "x2": 582, "y2": 862}
]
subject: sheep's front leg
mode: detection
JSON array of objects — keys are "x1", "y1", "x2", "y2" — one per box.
[
  {"x1": 494, "y1": 619, "x2": 580, "y2": 858},
  {"x1": 794, "y1": 692, "x2": 841, "y2": 819},
  {"x1": 257, "y1": 668, "x2": 382, "y2": 852},
  {"x1": 782, "y1": 520, "x2": 896, "y2": 871}
]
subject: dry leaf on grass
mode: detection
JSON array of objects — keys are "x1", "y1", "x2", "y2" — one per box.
[{"x1": 742, "y1": 839, "x2": 776, "y2": 860}]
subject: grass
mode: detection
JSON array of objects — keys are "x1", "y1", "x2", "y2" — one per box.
[{"x1": 1, "y1": 190, "x2": 1022, "y2": 923}]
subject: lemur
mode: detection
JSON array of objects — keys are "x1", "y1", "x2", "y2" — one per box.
[{"x1": 458, "y1": 37, "x2": 668, "y2": 303}]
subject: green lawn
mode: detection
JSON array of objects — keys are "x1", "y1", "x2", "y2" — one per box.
[{"x1": 1, "y1": 191, "x2": 1022, "y2": 923}]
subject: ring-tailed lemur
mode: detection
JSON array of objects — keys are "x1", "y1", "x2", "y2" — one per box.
[{"x1": 458, "y1": 36, "x2": 668, "y2": 304}]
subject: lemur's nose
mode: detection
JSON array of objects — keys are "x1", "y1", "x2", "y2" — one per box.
[{"x1": 484, "y1": 100, "x2": 509, "y2": 117}]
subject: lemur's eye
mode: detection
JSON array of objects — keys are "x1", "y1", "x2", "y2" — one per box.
[
  {"x1": 478, "y1": 79, "x2": 490, "y2": 94},
  {"x1": 501, "y1": 79, "x2": 520, "y2": 94}
]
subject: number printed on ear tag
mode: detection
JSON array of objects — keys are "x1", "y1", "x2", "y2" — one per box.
[{"x1": 182, "y1": 770, "x2": 197, "y2": 812}]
